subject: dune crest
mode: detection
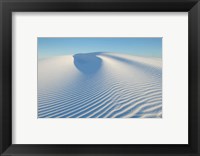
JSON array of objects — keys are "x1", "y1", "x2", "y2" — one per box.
[
  {"x1": 73, "y1": 53, "x2": 102, "y2": 74},
  {"x1": 38, "y1": 52, "x2": 162, "y2": 118}
]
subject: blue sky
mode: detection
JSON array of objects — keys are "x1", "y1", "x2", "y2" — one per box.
[{"x1": 38, "y1": 38, "x2": 162, "y2": 59}]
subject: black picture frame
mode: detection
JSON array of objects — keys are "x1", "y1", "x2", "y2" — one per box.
[{"x1": 0, "y1": 0, "x2": 200, "y2": 156}]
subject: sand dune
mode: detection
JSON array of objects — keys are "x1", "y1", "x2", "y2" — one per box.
[{"x1": 38, "y1": 52, "x2": 162, "y2": 118}]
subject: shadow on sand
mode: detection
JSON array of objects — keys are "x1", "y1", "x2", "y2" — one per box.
[{"x1": 73, "y1": 52, "x2": 102, "y2": 75}]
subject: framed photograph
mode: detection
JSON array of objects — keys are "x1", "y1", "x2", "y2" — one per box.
[{"x1": 0, "y1": 0, "x2": 200, "y2": 156}]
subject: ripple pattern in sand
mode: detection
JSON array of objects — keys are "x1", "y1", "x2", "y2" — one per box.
[{"x1": 38, "y1": 52, "x2": 162, "y2": 118}]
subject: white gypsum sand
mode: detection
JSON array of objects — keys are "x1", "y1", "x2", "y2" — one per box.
[{"x1": 38, "y1": 52, "x2": 162, "y2": 118}]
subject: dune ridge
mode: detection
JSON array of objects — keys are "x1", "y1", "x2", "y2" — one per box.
[{"x1": 38, "y1": 52, "x2": 162, "y2": 118}]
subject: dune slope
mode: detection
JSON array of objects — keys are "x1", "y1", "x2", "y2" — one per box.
[{"x1": 38, "y1": 52, "x2": 162, "y2": 118}]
